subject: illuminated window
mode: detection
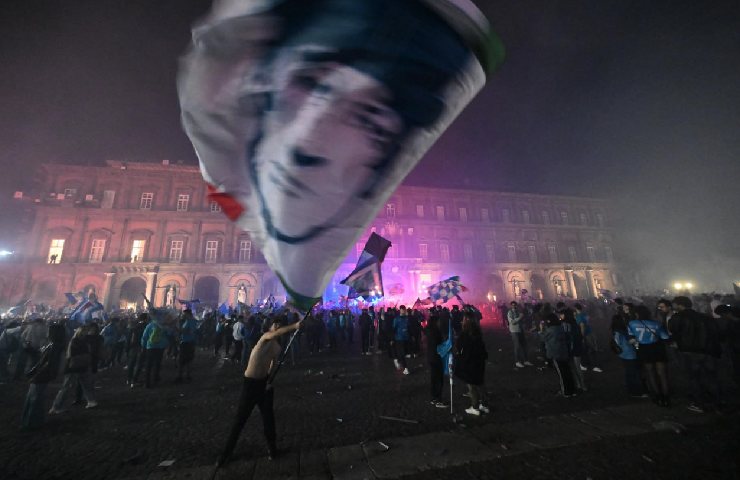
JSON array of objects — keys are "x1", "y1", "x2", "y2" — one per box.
[
  {"x1": 528, "y1": 245, "x2": 537, "y2": 263},
  {"x1": 407, "y1": 227, "x2": 414, "y2": 236},
  {"x1": 481, "y1": 208, "x2": 490, "y2": 222},
  {"x1": 502, "y1": 208, "x2": 510, "y2": 223},
  {"x1": 210, "y1": 201, "x2": 222, "y2": 212},
  {"x1": 542, "y1": 211, "x2": 550, "y2": 224},
  {"x1": 205, "y1": 240, "x2": 219, "y2": 263},
  {"x1": 595, "y1": 213, "x2": 605, "y2": 227},
  {"x1": 131, "y1": 240, "x2": 146, "y2": 263},
  {"x1": 140, "y1": 192, "x2": 153, "y2": 210},
  {"x1": 419, "y1": 243, "x2": 428, "y2": 259},
  {"x1": 440, "y1": 243, "x2": 450, "y2": 262},
  {"x1": 459, "y1": 207, "x2": 468, "y2": 222},
  {"x1": 560, "y1": 211, "x2": 569, "y2": 225},
  {"x1": 239, "y1": 239, "x2": 252, "y2": 263},
  {"x1": 522, "y1": 210, "x2": 530, "y2": 224},
  {"x1": 63, "y1": 188, "x2": 77, "y2": 198},
  {"x1": 177, "y1": 194, "x2": 190, "y2": 212},
  {"x1": 48, "y1": 239, "x2": 65, "y2": 263},
  {"x1": 486, "y1": 243, "x2": 495, "y2": 262},
  {"x1": 169, "y1": 240, "x2": 183, "y2": 263},
  {"x1": 507, "y1": 243, "x2": 516, "y2": 262},
  {"x1": 548, "y1": 244, "x2": 558, "y2": 263},
  {"x1": 586, "y1": 245, "x2": 596, "y2": 262},
  {"x1": 89, "y1": 239, "x2": 106, "y2": 263},
  {"x1": 605, "y1": 246, "x2": 614, "y2": 262},
  {"x1": 386, "y1": 203, "x2": 396, "y2": 217},
  {"x1": 568, "y1": 246, "x2": 578, "y2": 262},
  {"x1": 463, "y1": 242, "x2": 473, "y2": 262},
  {"x1": 101, "y1": 190, "x2": 116, "y2": 209},
  {"x1": 436, "y1": 205, "x2": 445, "y2": 220},
  {"x1": 416, "y1": 204, "x2": 424, "y2": 218},
  {"x1": 580, "y1": 213, "x2": 588, "y2": 225}
]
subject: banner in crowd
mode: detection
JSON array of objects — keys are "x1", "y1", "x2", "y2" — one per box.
[
  {"x1": 427, "y1": 276, "x2": 468, "y2": 304},
  {"x1": 178, "y1": 0, "x2": 504, "y2": 311},
  {"x1": 341, "y1": 233, "x2": 392, "y2": 299}
]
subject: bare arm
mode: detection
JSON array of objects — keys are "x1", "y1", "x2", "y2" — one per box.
[{"x1": 260, "y1": 320, "x2": 302, "y2": 341}]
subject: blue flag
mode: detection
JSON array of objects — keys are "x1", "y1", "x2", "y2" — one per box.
[
  {"x1": 341, "y1": 233, "x2": 391, "y2": 299},
  {"x1": 428, "y1": 276, "x2": 468, "y2": 304},
  {"x1": 218, "y1": 302, "x2": 229, "y2": 316}
]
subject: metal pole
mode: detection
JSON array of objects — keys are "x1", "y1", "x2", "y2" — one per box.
[{"x1": 267, "y1": 309, "x2": 311, "y2": 385}]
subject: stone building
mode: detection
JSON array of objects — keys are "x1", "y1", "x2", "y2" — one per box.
[{"x1": 0, "y1": 160, "x2": 621, "y2": 309}]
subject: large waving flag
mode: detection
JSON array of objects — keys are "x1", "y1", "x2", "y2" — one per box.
[
  {"x1": 341, "y1": 233, "x2": 391, "y2": 299},
  {"x1": 178, "y1": 0, "x2": 503, "y2": 311},
  {"x1": 428, "y1": 276, "x2": 468, "y2": 304},
  {"x1": 70, "y1": 298, "x2": 104, "y2": 325},
  {"x1": 177, "y1": 298, "x2": 201, "y2": 310}
]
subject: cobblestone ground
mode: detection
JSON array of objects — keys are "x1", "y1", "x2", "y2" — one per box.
[{"x1": 1, "y1": 320, "x2": 738, "y2": 479}]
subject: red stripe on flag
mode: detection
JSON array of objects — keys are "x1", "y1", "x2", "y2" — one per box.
[{"x1": 207, "y1": 184, "x2": 246, "y2": 221}]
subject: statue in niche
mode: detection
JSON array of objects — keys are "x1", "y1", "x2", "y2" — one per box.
[
  {"x1": 237, "y1": 284, "x2": 248, "y2": 305},
  {"x1": 165, "y1": 284, "x2": 177, "y2": 307}
]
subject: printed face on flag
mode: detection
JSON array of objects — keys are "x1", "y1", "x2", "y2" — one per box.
[{"x1": 251, "y1": 55, "x2": 405, "y2": 240}]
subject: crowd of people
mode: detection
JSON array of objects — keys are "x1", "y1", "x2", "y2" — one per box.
[{"x1": 1, "y1": 292, "x2": 738, "y2": 438}]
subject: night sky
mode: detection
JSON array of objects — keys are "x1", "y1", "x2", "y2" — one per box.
[{"x1": 1, "y1": 0, "x2": 739, "y2": 291}]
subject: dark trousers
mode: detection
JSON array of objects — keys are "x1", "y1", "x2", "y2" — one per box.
[
  {"x1": 622, "y1": 358, "x2": 646, "y2": 395},
  {"x1": 231, "y1": 340, "x2": 243, "y2": 362},
  {"x1": 681, "y1": 352, "x2": 721, "y2": 407},
  {"x1": 21, "y1": 383, "x2": 48, "y2": 429},
  {"x1": 553, "y1": 359, "x2": 575, "y2": 396},
  {"x1": 221, "y1": 377, "x2": 276, "y2": 460},
  {"x1": 395, "y1": 341, "x2": 407, "y2": 368},
  {"x1": 145, "y1": 348, "x2": 164, "y2": 387},
  {"x1": 127, "y1": 349, "x2": 142, "y2": 384},
  {"x1": 361, "y1": 331, "x2": 370, "y2": 353},
  {"x1": 429, "y1": 357, "x2": 444, "y2": 400}
]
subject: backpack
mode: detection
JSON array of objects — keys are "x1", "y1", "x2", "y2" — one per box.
[{"x1": 149, "y1": 324, "x2": 162, "y2": 346}]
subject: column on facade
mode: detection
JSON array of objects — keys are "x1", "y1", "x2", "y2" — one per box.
[
  {"x1": 145, "y1": 271, "x2": 157, "y2": 303},
  {"x1": 565, "y1": 269, "x2": 577, "y2": 299},
  {"x1": 188, "y1": 271, "x2": 197, "y2": 300},
  {"x1": 156, "y1": 220, "x2": 167, "y2": 262},
  {"x1": 74, "y1": 217, "x2": 89, "y2": 262},
  {"x1": 585, "y1": 268, "x2": 595, "y2": 298},
  {"x1": 102, "y1": 272, "x2": 116, "y2": 310},
  {"x1": 117, "y1": 219, "x2": 130, "y2": 262}
]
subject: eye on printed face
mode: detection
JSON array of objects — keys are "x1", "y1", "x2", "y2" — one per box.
[{"x1": 251, "y1": 52, "x2": 404, "y2": 240}]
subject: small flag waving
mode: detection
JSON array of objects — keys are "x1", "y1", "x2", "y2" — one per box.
[
  {"x1": 428, "y1": 276, "x2": 468, "y2": 304},
  {"x1": 177, "y1": 0, "x2": 504, "y2": 312},
  {"x1": 341, "y1": 233, "x2": 391, "y2": 299}
]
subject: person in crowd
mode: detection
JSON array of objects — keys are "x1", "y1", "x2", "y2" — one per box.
[
  {"x1": 100, "y1": 318, "x2": 118, "y2": 368},
  {"x1": 176, "y1": 309, "x2": 198, "y2": 383},
  {"x1": 21, "y1": 323, "x2": 66, "y2": 429},
  {"x1": 507, "y1": 302, "x2": 532, "y2": 368},
  {"x1": 127, "y1": 313, "x2": 148, "y2": 388},
  {"x1": 344, "y1": 309, "x2": 354, "y2": 345},
  {"x1": 0, "y1": 323, "x2": 22, "y2": 383},
  {"x1": 714, "y1": 304, "x2": 740, "y2": 387},
  {"x1": 14, "y1": 317, "x2": 47, "y2": 380},
  {"x1": 454, "y1": 312, "x2": 489, "y2": 415},
  {"x1": 559, "y1": 307, "x2": 587, "y2": 392},
  {"x1": 359, "y1": 308, "x2": 373, "y2": 355},
  {"x1": 656, "y1": 299, "x2": 674, "y2": 330},
  {"x1": 216, "y1": 317, "x2": 302, "y2": 467},
  {"x1": 49, "y1": 325, "x2": 97, "y2": 414},
  {"x1": 223, "y1": 316, "x2": 234, "y2": 358},
  {"x1": 610, "y1": 310, "x2": 647, "y2": 397},
  {"x1": 425, "y1": 315, "x2": 447, "y2": 408},
  {"x1": 627, "y1": 305, "x2": 672, "y2": 407},
  {"x1": 574, "y1": 303, "x2": 602, "y2": 373},
  {"x1": 214, "y1": 316, "x2": 226, "y2": 358},
  {"x1": 141, "y1": 312, "x2": 170, "y2": 388},
  {"x1": 670, "y1": 296, "x2": 722, "y2": 413},
  {"x1": 326, "y1": 310, "x2": 339, "y2": 351},
  {"x1": 408, "y1": 308, "x2": 422, "y2": 358},
  {"x1": 392, "y1": 306, "x2": 410, "y2": 375},
  {"x1": 231, "y1": 315, "x2": 246, "y2": 363},
  {"x1": 543, "y1": 313, "x2": 575, "y2": 398}
]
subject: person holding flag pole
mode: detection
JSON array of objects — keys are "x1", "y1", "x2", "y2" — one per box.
[{"x1": 215, "y1": 307, "x2": 309, "y2": 471}]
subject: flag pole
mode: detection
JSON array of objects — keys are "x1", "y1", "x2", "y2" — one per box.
[{"x1": 267, "y1": 307, "x2": 313, "y2": 385}]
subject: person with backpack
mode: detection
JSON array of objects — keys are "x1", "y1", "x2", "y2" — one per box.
[
  {"x1": 141, "y1": 312, "x2": 170, "y2": 388},
  {"x1": 670, "y1": 296, "x2": 722, "y2": 413}
]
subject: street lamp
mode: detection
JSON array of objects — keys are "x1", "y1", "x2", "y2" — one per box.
[{"x1": 673, "y1": 282, "x2": 683, "y2": 290}]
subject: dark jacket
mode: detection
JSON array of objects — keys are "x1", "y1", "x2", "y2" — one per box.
[
  {"x1": 425, "y1": 323, "x2": 443, "y2": 364},
  {"x1": 64, "y1": 335, "x2": 92, "y2": 374},
  {"x1": 454, "y1": 332, "x2": 488, "y2": 385},
  {"x1": 670, "y1": 308, "x2": 720, "y2": 356},
  {"x1": 544, "y1": 324, "x2": 570, "y2": 361},
  {"x1": 28, "y1": 342, "x2": 65, "y2": 384}
]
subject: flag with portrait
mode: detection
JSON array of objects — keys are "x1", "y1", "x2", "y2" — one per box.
[{"x1": 178, "y1": 0, "x2": 504, "y2": 311}]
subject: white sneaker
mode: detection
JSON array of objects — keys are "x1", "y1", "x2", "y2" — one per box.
[
  {"x1": 405, "y1": 354, "x2": 411, "y2": 358},
  {"x1": 478, "y1": 404, "x2": 490, "y2": 414},
  {"x1": 523, "y1": 361, "x2": 533, "y2": 366},
  {"x1": 48, "y1": 407, "x2": 63, "y2": 415},
  {"x1": 515, "y1": 362, "x2": 525, "y2": 368},
  {"x1": 394, "y1": 359, "x2": 400, "y2": 369},
  {"x1": 592, "y1": 367, "x2": 603, "y2": 373},
  {"x1": 465, "y1": 407, "x2": 481, "y2": 416},
  {"x1": 402, "y1": 368, "x2": 410, "y2": 375},
  {"x1": 85, "y1": 401, "x2": 98, "y2": 409},
  {"x1": 580, "y1": 366, "x2": 588, "y2": 371}
]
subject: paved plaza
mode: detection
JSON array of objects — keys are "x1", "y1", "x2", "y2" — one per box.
[{"x1": 1, "y1": 323, "x2": 738, "y2": 479}]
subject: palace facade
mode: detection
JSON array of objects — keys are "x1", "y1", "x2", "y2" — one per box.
[{"x1": 0, "y1": 160, "x2": 621, "y2": 309}]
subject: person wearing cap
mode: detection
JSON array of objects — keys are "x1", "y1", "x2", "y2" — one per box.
[{"x1": 216, "y1": 317, "x2": 302, "y2": 467}]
